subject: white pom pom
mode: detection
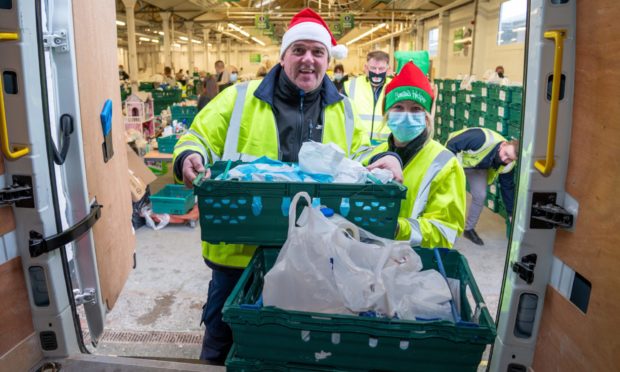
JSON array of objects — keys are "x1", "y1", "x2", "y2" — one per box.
[{"x1": 331, "y1": 44, "x2": 348, "y2": 60}]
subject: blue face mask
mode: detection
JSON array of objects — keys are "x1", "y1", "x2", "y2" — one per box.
[
  {"x1": 387, "y1": 111, "x2": 426, "y2": 142},
  {"x1": 230, "y1": 73, "x2": 238, "y2": 83}
]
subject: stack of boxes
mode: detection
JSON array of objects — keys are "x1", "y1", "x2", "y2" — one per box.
[{"x1": 433, "y1": 78, "x2": 523, "y2": 221}]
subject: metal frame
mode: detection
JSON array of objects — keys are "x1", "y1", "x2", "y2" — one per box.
[{"x1": 490, "y1": 0, "x2": 576, "y2": 370}]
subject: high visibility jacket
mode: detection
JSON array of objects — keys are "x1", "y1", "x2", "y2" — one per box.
[
  {"x1": 366, "y1": 140, "x2": 466, "y2": 248},
  {"x1": 173, "y1": 76, "x2": 365, "y2": 268},
  {"x1": 447, "y1": 127, "x2": 515, "y2": 185},
  {"x1": 344, "y1": 76, "x2": 392, "y2": 145}
]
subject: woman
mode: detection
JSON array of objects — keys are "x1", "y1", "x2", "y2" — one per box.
[
  {"x1": 332, "y1": 63, "x2": 348, "y2": 93},
  {"x1": 196, "y1": 75, "x2": 219, "y2": 111},
  {"x1": 366, "y1": 61, "x2": 466, "y2": 248}
]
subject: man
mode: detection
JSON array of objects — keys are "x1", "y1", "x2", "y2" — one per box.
[
  {"x1": 162, "y1": 66, "x2": 176, "y2": 86},
  {"x1": 446, "y1": 127, "x2": 519, "y2": 245},
  {"x1": 118, "y1": 65, "x2": 129, "y2": 81},
  {"x1": 332, "y1": 63, "x2": 348, "y2": 93},
  {"x1": 344, "y1": 50, "x2": 392, "y2": 145},
  {"x1": 214, "y1": 60, "x2": 232, "y2": 91},
  {"x1": 173, "y1": 8, "x2": 363, "y2": 364},
  {"x1": 496, "y1": 65, "x2": 505, "y2": 79}
]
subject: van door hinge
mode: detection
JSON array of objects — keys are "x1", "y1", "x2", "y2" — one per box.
[
  {"x1": 530, "y1": 192, "x2": 574, "y2": 229},
  {"x1": 0, "y1": 175, "x2": 34, "y2": 208},
  {"x1": 512, "y1": 254, "x2": 537, "y2": 284},
  {"x1": 43, "y1": 30, "x2": 69, "y2": 52},
  {"x1": 73, "y1": 288, "x2": 96, "y2": 305},
  {"x1": 29, "y1": 200, "x2": 102, "y2": 257}
]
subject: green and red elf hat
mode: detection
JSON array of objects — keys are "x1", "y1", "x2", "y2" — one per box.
[{"x1": 384, "y1": 61, "x2": 434, "y2": 112}]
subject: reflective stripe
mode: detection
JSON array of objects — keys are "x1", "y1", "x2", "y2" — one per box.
[
  {"x1": 428, "y1": 220, "x2": 458, "y2": 245},
  {"x1": 359, "y1": 114, "x2": 383, "y2": 122},
  {"x1": 175, "y1": 140, "x2": 208, "y2": 161},
  {"x1": 348, "y1": 77, "x2": 357, "y2": 99},
  {"x1": 411, "y1": 149, "x2": 454, "y2": 219},
  {"x1": 341, "y1": 95, "x2": 355, "y2": 155},
  {"x1": 222, "y1": 82, "x2": 249, "y2": 160},
  {"x1": 187, "y1": 130, "x2": 221, "y2": 163},
  {"x1": 352, "y1": 145, "x2": 374, "y2": 162},
  {"x1": 408, "y1": 218, "x2": 423, "y2": 246}
]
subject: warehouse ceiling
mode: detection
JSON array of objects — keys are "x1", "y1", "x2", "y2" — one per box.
[{"x1": 116, "y1": 0, "x2": 462, "y2": 47}]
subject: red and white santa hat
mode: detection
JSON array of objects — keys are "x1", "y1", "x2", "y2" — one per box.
[{"x1": 280, "y1": 8, "x2": 348, "y2": 60}]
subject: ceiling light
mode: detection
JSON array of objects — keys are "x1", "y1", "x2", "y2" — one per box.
[
  {"x1": 151, "y1": 39, "x2": 159, "y2": 43},
  {"x1": 192, "y1": 39, "x2": 202, "y2": 44},
  {"x1": 220, "y1": 30, "x2": 250, "y2": 44},
  {"x1": 251, "y1": 36, "x2": 265, "y2": 46},
  {"x1": 139, "y1": 37, "x2": 151, "y2": 41},
  {"x1": 116, "y1": 20, "x2": 126, "y2": 26},
  {"x1": 228, "y1": 23, "x2": 250, "y2": 37},
  {"x1": 172, "y1": 43, "x2": 181, "y2": 47},
  {"x1": 179, "y1": 36, "x2": 189, "y2": 41},
  {"x1": 346, "y1": 23, "x2": 387, "y2": 46},
  {"x1": 255, "y1": 0, "x2": 274, "y2": 8},
  {"x1": 157, "y1": 31, "x2": 164, "y2": 36}
]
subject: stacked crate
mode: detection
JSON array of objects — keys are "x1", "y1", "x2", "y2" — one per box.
[{"x1": 435, "y1": 79, "x2": 523, "y2": 220}]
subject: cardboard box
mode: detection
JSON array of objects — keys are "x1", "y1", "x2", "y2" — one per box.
[{"x1": 127, "y1": 145, "x2": 157, "y2": 202}]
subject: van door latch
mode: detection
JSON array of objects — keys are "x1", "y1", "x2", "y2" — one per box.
[
  {"x1": 43, "y1": 30, "x2": 69, "y2": 52},
  {"x1": 0, "y1": 175, "x2": 34, "y2": 208},
  {"x1": 530, "y1": 192, "x2": 574, "y2": 229},
  {"x1": 512, "y1": 254, "x2": 537, "y2": 284},
  {"x1": 29, "y1": 200, "x2": 102, "y2": 257},
  {"x1": 73, "y1": 288, "x2": 96, "y2": 306}
]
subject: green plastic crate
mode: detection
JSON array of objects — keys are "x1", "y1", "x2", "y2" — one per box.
[
  {"x1": 487, "y1": 84, "x2": 500, "y2": 100},
  {"x1": 455, "y1": 90, "x2": 471, "y2": 104},
  {"x1": 156, "y1": 135, "x2": 179, "y2": 154},
  {"x1": 490, "y1": 101, "x2": 510, "y2": 119},
  {"x1": 455, "y1": 104, "x2": 468, "y2": 122},
  {"x1": 509, "y1": 103, "x2": 522, "y2": 122},
  {"x1": 471, "y1": 81, "x2": 487, "y2": 98},
  {"x1": 223, "y1": 247, "x2": 496, "y2": 372},
  {"x1": 498, "y1": 86, "x2": 512, "y2": 103},
  {"x1": 508, "y1": 120, "x2": 521, "y2": 137},
  {"x1": 470, "y1": 97, "x2": 489, "y2": 113},
  {"x1": 485, "y1": 193, "x2": 501, "y2": 213},
  {"x1": 434, "y1": 79, "x2": 444, "y2": 91},
  {"x1": 226, "y1": 345, "x2": 354, "y2": 371},
  {"x1": 139, "y1": 82, "x2": 155, "y2": 92},
  {"x1": 193, "y1": 161, "x2": 408, "y2": 245},
  {"x1": 151, "y1": 184, "x2": 195, "y2": 215},
  {"x1": 509, "y1": 86, "x2": 523, "y2": 104},
  {"x1": 171, "y1": 105, "x2": 197, "y2": 124},
  {"x1": 486, "y1": 117, "x2": 509, "y2": 135}
]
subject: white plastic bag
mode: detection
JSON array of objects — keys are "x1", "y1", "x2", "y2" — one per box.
[
  {"x1": 263, "y1": 192, "x2": 455, "y2": 321},
  {"x1": 298, "y1": 141, "x2": 345, "y2": 176}
]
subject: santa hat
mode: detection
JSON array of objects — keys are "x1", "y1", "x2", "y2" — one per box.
[
  {"x1": 384, "y1": 61, "x2": 434, "y2": 112},
  {"x1": 280, "y1": 8, "x2": 348, "y2": 60}
]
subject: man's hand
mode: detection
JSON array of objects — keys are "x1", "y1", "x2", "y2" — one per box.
[
  {"x1": 182, "y1": 153, "x2": 208, "y2": 188},
  {"x1": 367, "y1": 155, "x2": 403, "y2": 183}
]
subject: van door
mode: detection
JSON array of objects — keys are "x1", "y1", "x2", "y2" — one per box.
[{"x1": 1, "y1": 0, "x2": 134, "y2": 357}]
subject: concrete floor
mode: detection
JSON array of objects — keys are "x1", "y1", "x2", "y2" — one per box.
[{"x1": 92, "y1": 196, "x2": 509, "y2": 367}]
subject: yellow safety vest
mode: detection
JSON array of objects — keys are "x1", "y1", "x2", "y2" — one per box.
[
  {"x1": 173, "y1": 80, "x2": 366, "y2": 268},
  {"x1": 344, "y1": 76, "x2": 393, "y2": 145},
  {"x1": 366, "y1": 140, "x2": 466, "y2": 248},
  {"x1": 447, "y1": 127, "x2": 516, "y2": 185}
]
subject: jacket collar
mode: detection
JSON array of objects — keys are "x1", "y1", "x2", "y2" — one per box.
[{"x1": 254, "y1": 64, "x2": 343, "y2": 106}]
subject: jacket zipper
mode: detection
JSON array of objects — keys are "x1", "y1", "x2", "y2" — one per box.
[{"x1": 298, "y1": 90, "x2": 305, "y2": 158}]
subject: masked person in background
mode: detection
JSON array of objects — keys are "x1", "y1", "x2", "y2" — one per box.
[
  {"x1": 496, "y1": 65, "x2": 505, "y2": 79},
  {"x1": 229, "y1": 66, "x2": 239, "y2": 84},
  {"x1": 332, "y1": 63, "x2": 348, "y2": 93},
  {"x1": 365, "y1": 61, "x2": 466, "y2": 249},
  {"x1": 344, "y1": 50, "x2": 392, "y2": 145}
]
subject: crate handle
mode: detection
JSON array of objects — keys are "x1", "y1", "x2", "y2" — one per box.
[
  {"x1": 251, "y1": 196, "x2": 262, "y2": 216},
  {"x1": 281, "y1": 197, "x2": 291, "y2": 217},
  {"x1": 339, "y1": 198, "x2": 350, "y2": 217},
  {"x1": 0, "y1": 32, "x2": 30, "y2": 160},
  {"x1": 535, "y1": 29, "x2": 567, "y2": 177}
]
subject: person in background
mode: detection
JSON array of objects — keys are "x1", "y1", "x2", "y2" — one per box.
[
  {"x1": 173, "y1": 8, "x2": 363, "y2": 364},
  {"x1": 196, "y1": 75, "x2": 218, "y2": 112},
  {"x1": 162, "y1": 66, "x2": 176, "y2": 86},
  {"x1": 365, "y1": 61, "x2": 466, "y2": 248},
  {"x1": 119, "y1": 65, "x2": 129, "y2": 81},
  {"x1": 229, "y1": 66, "x2": 239, "y2": 84},
  {"x1": 445, "y1": 127, "x2": 519, "y2": 245},
  {"x1": 256, "y1": 65, "x2": 268, "y2": 78},
  {"x1": 332, "y1": 63, "x2": 348, "y2": 93},
  {"x1": 214, "y1": 60, "x2": 231, "y2": 90},
  {"x1": 344, "y1": 50, "x2": 392, "y2": 145},
  {"x1": 496, "y1": 65, "x2": 505, "y2": 79}
]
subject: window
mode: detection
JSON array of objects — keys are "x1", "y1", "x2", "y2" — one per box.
[
  {"x1": 428, "y1": 28, "x2": 439, "y2": 57},
  {"x1": 497, "y1": 0, "x2": 527, "y2": 45}
]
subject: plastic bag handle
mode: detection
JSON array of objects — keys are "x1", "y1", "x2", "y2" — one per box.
[{"x1": 288, "y1": 191, "x2": 312, "y2": 234}]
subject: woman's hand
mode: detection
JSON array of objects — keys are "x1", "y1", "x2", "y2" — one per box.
[
  {"x1": 367, "y1": 155, "x2": 403, "y2": 183},
  {"x1": 182, "y1": 153, "x2": 209, "y2": 188}
]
